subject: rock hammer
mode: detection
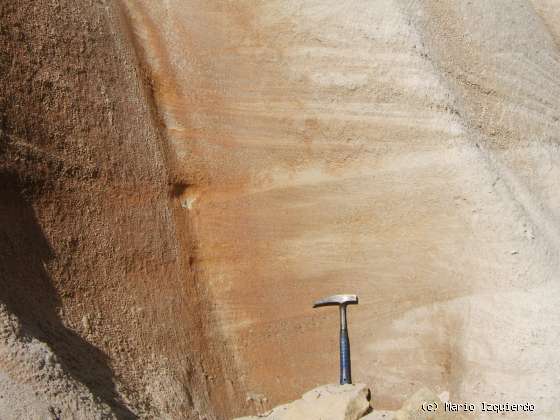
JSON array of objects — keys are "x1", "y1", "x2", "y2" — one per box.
[{"x1": 313, "y1": 294, "x2": 358, "y2": 385}]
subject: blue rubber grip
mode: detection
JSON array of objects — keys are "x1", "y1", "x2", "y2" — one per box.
[{"x1": 340, "y1": 328, "x2": 351, "y2": 384}]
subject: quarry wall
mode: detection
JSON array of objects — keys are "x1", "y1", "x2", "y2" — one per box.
[{"x1": 2, "y1": 1, "x2": 560, "y2": 419}]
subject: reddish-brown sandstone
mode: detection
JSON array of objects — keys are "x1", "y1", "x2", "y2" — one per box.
[{"x1": 2, "y1": 1, "x2": 560, "y2": 419}]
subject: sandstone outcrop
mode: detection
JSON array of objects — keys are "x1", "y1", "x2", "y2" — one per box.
[
  {"x1": 391, "y1": 388, "x2": 464, "y2": 420},
  {"x1": 2, "y1": 0, "x2": 560, "y2": 419},
  {"x1": 236, "y1": 385, "x2": 467, "y2": 420},
  {"x1": 236, "y1": 384, "x2": 372, "y2": 420}
]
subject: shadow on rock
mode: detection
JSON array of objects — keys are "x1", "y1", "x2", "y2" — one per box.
[{"x1": 0, "y1": 176, "x2": 137, "y2": 419}]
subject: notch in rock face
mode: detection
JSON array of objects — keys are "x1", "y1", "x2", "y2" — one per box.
[
  {"x1": 169, "y1": 181, "x2": 191, "y2": 198},
  {"x1": 168, "y1": 181, "x2": 200, "y2": 210}
]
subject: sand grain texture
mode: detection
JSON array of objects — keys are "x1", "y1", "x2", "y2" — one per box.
[{"x1": 1, "y1": 0, "x2": 560, "y2": 419}]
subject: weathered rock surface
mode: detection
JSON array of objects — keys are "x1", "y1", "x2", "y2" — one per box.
[
  {"x1": 118, "y1": 1, "x2": 560, "y2": 417},
  {"x1": 235, "y1": 384, "x2": 372, "y2": 420},
  {"x1": 2, "y1": 0, "x2": 560, "y2": 419},
  {"x1": 236, "y1": 385, "x2": 468, "y2": 420},
  {"x1": 361, "y1": 412, "x2": 395, "y2": 420},
  {"x1": 392, "y1": 388, "x2": 463, "y2": 420},
  {"x1": 0, "y1": 305, "x2": 114, "y2": 419},
  {"x1": 0, "y1": 0, "x2": 235, "y2": 418}
]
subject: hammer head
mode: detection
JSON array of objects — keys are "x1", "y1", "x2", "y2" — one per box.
[{"x1": 313, "y1": 294, "x2": 358, "y2": 307}]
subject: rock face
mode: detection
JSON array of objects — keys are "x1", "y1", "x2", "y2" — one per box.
[
  {"x1": 2, "y1": 0, "x2": 560, "y2": 419},
  {"x1": 0, "y1": 306, "x2": 115, "y2": 419},
  {"x1": 0, "y1": 1, "x2": 234, "y2": 418},
  {"x1": 391, "y1": 388, "x2": 463, "y2": 420},
  {"x1": 235, "y1": 385, "x2": 465, "y2": 420},
  {"x1": 117, "y1": 1, "x2": 560, "y2": 417},
  {"x1": 236, "y1": 384, "x2": 372, "y2": 420}
]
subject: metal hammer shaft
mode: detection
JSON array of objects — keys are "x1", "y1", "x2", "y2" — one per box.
[
  {"x1": 313, "y1": 294, "x2": 358, "y2": 385},
  {"x1": 339, "y1": 304, "x2": 351, "y2": 384}
]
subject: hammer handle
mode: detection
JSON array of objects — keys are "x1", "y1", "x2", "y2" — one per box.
[{"x1": 339, "y1": 327, "x2": 351, "y2": 384}]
